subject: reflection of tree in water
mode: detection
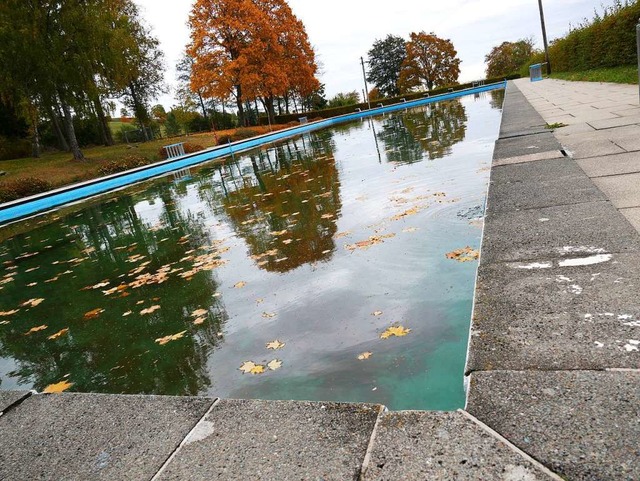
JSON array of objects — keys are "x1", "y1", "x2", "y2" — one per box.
[
  {"x1": 377, "y1": 99, "x2": 468, "y2": 164},
  {"x1": 219, "y1": 131, "x2": 341, "y2": 273},
  {"x1": 489, "y1": 89, "x2": 506, "y2": 110},
  {"x1": 0, "y1": 184, "x2": 228, "y2": 395}
]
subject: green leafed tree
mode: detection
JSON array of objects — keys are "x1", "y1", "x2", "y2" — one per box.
[
  {"x1": 366, "y1": 34, "x2": 407, "y2": 97},
  {"x1": 485, "y1": 39, "x2": 536, "y2": 78},
  {"x1": 327, "y1": 91, "x2": 360, "y2": 108}
]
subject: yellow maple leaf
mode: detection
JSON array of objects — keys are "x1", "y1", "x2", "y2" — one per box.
[
  {"x1": 83, "y1": 308, "x2": 105, "y2": 320},
  {"x1": 191, "y1": 309, "x2": 207, "y2": 317},
  {"x1": 445, "y1": 247, "x2": 480, "y2": 262},
  {"x1": 380, "y1": 326, "x2": 411, "y2": 339},
  {"x1": 43, "y1": 380, "x2": 74, "y2": 394},
  {"x1": 25, "y1": 325, "x2": 48, "y2": 335},
  {"x1": 0, "y1": 309, "x2": 19, "y2": 317},
  {"x1": 193, "y1": 317, "x2": 206, "y2": 325},
  {"x1": 267, "y1": 359, "x2": 283, "y2": 371},
  {"x1": 155, "y1": 330, "x2": 187, "y2": 345},
  {"x1": 47, "y1": 328, "x2": 69, "y2": 340},
  {"x1": 239, "y1": 361, "x2": 266, "y2": 375},
  {"x1": 140, "y1": 305, "x2": 161, "y2": 315},
  {"x1": 234, "y1": 281, "x2": 246, "y2": 288},
  {"x1": 358, "y1": 352, "x2": 373, "y2": 360},
  {"x1": 262, "y1": 312, "x2": 276, "y2": 319},
  {"x1": 266, "y1": 340, "x2": 285, "y2": 350},
  {"x1": 21, "y1": 298, "x2": 45, "y2": 308}
]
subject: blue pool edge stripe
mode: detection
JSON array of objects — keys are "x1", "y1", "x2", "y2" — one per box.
[{"x1": 0, "y1": 82, "x2": 506, "y2": 225}]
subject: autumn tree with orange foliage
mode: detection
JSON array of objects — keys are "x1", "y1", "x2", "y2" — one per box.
[
  {"x1": 188, "y1": 0, "x2": 319, "y2": 126},
  {"x1": 399, "y1": 32, "x2": 461, "y2": 92}
]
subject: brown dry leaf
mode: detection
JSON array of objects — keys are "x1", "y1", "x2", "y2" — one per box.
[
  {"x1": 234, "y1": 281, "x2": 246, "y2": 289},
  {"x1": 445, "y1": 247, "x2": 480, "y2": 262},
  {"x1": 193, "y1": 317, "x2": 206, "y2": 325},
  {"x1": 191, "y1": 309, "x2": 208, "y2": 318},
  {"x1": 47, "y1": 328, "x2": 69, "y2": 340},
  {"x1": 84, "y1": 308, "x2": 105, "y2": 320},
  {"x1": 262, "y1": 312, "x2": 276, "y2": 319},
  {"x1": 267, "y1": 359, "x2": 283, "y2": 371},
  {"x1": 321, "y1": 214, "x2": 334, "y2": 219},
  {"x1": 266, "y1": 340, "x2": 285, "y2": 350},
  {"x1": 390, "y1": 206, "x2": 423, "y2": 221},
  {"x1": 0, "y1": 309, "x2": 19, "y2": 317},
  {"x1": 43, "y1": 380, "x2": 73, "y2": 394},
  {"x1": 256, "y1": 298, "x2": 264, "y2": 304},
  {"x1": 25, "y1": 325, "x2": 48, "y2": 335},
  {"x1": 372, "y1": 311, "x2": 383, "y2": 317},
  {"x1": 358, "y1": 352, "x2": 373, "y2": 360},
  {"x1": 345, "y1": 234, "x2": 396, "y2": 251},
  {"x1": 155, "y1": 330, "x2": 187, "y2": 345},
  {"x1": 123, "y1": 311, "x2": 132, "y2": 317},
  {"x1": 140, "y1": 305, "x2": 161, "y2": 315},
  {"x1": 380, "y1": 326, "x2": 411, "y2": 339},
  {"x1": 239, "y1": 361, "x2": 266, "y2": 375},
  {"x1": 271, "y1": 230, "x2": 288, "y2": 236},
  {"x1": 21, "y1": 298, "x2": 45, "y2": 308},
  {"x1": 402, "y1": 227, "x2": 419, "y2": 233}
]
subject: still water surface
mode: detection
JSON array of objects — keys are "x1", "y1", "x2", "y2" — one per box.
[{"x1": 0, "y1": 91, "x2": 503, "y2": 410}]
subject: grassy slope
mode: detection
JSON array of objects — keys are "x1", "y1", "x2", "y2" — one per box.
[
  {"x1": 0, "y1": 125, "x2": 287, "y2": 190},
  {"x1": 551, "y1": 66, "x2": 638, "y2": 84}
]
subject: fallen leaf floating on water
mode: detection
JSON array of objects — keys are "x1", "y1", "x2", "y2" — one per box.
[
  {"x1": 345, "y1": 234, "x2": 396, "y2": 251},
  {"x1": 0, "y1": 310, "x2": 19, "y2": 317},
  {"x1": 266, "y1": 340, "x2": 285, "y2": 350},
  {"x1": 193, "y1": 317, "x2": 206, "y2": 325},
  {"x1": 25, "y1": 325, "x2": 48, "y2": 335},
  {"x1": 390, "y1": 206, "x2": 424, "y2": 221},
  {"x1": 372, "y1": 311, "x2": 383, "y2": 317},
  {"x1": 380, "y1": 326, "x2": 411, "y2": 339},
  {"x1": 122, "y1": 311, "x2": 132, "y2": 317},
  {"x1": 334, "y1": 231, "x2": 351, "y2": 239},
  {"x1": 234, "y1": 281, "x2": 246, "y2": 289},
  {"x1": 402, "y1": 227, "x2": 419, "y2": 233},
  {"x1": 262, "y1": 312, "x2": 276, "y2": 319},
  {"x1": 140, "y1": 305, "x2": 161, "y2": 315},
  {"x1": 267, "y1": 359, "x2": 283, "y2": 371},
  {"x1": 155, "y1": 331, "x2": 187, "y2": 345},
  {"x1": 445, "y1": 247, "x2": 480, "y2": 262},
  {"x1": 321, "y1": 214, "x2": 334, "y2": 219},
  {"x1": 358, "y1": 352, "x2": 373, "y2": 360},
  {"x1": 43, "y1": 380, "x2": 73, "y2": 394},
  {"x1": 47, "y1": 328, "x2": 69, "y2": 340},
  {"x1": 21, "y1": 298, "x2": 44, "y2": 308},
  {"x1": 84, "y1": 308, "x2": 105, "y2": 320},
  {"x1": 239, "y1": 361, "x2": 266, "y2": 375},
  {"x1": 191, "y1": 309, "x2": 208, "y2": 318}
]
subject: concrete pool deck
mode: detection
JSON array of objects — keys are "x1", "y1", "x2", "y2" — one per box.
[{"x1": 0, "y1": 79, "x2": 638, "y2": 480}]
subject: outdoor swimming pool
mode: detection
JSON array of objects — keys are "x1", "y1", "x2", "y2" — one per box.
[{"x1": 0, "y1": 90, "x2": 503, "y2": 410}]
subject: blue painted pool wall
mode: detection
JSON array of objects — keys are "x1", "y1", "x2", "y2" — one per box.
[{"x1": 0, "y1": 82, "x2": 506, "y2": 225}]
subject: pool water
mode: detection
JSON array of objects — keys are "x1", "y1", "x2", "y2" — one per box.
[{"x1": 0, "y1": 91, "x2": 503, "y2": 410}]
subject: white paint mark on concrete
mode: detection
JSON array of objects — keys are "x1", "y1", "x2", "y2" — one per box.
[
  {"x1": 594, "y1": 341, "x2": 604, "y2": 348},
  {"x1": 539, "y1": 218, "x2": 550, "y2": 222},
  {"x1": 515, "y1": 262, "x2": 553, "y2": 270},
  {"x1": 619, "y1": 315, "x2": 634, "y2": 320},
  {"x1": 624, "y1": 321, "x2": 640, "y2": 327},
  {"x1": 603, "y1": 313, "x2": 615, "y2": 317},
  {"x1": 559, "y1": 246, "x2": 607, "y2": 255},
  {"x1": 184, "y1": 420, "x2": 216, "y2": 445},
  {"x1": 624, "y1": 341, "x2": 639, "y2": 352},
  {"x1": 503, "y1": 464, "x2": 539, "y2": 481},
  {"x1": 558, "y1": 254, "x2": 613, "y2": 267},
  {"x1": 590, "y1": 273, "x2": 601, "y2": 282},
  {"x1": 555, "y1": 275, "x2": 573, "y2": 283},
  {"x1": 568, "y1": 284, "x2": 583, "y2": 295},
  {"x1": 584, "y1": 314, "x2": 593, "y2": 321}
]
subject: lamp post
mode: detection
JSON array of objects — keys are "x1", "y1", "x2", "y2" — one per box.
[
  {"x1": 538, "y1": 0, "x2": 551, "y2": 75},
  {"x1": 360, "y1": 56, "x2": 371, "y2": 109}
]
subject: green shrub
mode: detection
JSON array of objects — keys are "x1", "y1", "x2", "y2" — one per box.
[
  {"x1": 0, "y1": 177, "x2": 52, "y2": 203},
  {"x1": 98, "y1": 155, "x2": 149, "y2": 176},
  {"x1": 0, "y1": 137, "x2": 32, "y2": 161}
]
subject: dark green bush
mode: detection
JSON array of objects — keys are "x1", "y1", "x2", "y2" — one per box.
[
  {"x1": 0, "y1": 137, "x2": 32, "y2": 161},
  {"x1": 98, "y1": 155, "x2": 148, "y2": 176},
  {"x1": 0, "y1": 177, "x2": 52, "y2": 203}
]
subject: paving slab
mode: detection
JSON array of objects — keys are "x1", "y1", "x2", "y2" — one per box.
[
  {"x1": 621, "y1": 207, "x2": 640, "y2": 232},
  {"x1": 481, "y1": 200, "x2": 640, "y2": 263},
  {"x1": 0, "y1": 393, "x2": 213, "y2": 481},
  {"x1": 493, "y1": 133, "x2": 562, "y2": 160},
  {"x1": 488, "y1": 158, "x2": 606, "y2": 212},
  {"x1": 0, "y1": 390, "x2": 30, "y2": 414},
  {"x1": 576, "y1": 151, "x2": 640, "y2": 178},
  {"x1": 492, "y1": 150, "x2": 564, "y2": 167},
  {"x1": 564, "y1": 137, "x2": 626, "y2": 159},
  {"x1": 467, "y1": 370, "x2": 640, "y2": 481},
  {"x1": 498, "y1": 87, "x2": 548, "y2": 138},
  {"x1": 467, "y1": 252, "x2": 640, "y2": 372},
  {"x1": 593, "y1": 172, "x2": 640, "y2": 209},
  {"x1": 362, "y1": 410, "x2": 558, "y2": 481},
  {"x1": 588, "y1": 115, "x2": 640, "y2": 130},
  {"x1": 157, "y1": 399, "x2": 382, "y2": 481}
]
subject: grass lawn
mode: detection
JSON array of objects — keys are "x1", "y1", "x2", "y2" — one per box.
[
  {"x1": 0, "y1": 125, "x2": 290, "y2": 194},
  {"x1": 551, "y1": 66, "x2": 638, "y2": 84}
]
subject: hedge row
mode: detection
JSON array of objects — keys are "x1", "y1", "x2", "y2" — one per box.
[
  {"x1": 538, "y1": 1, "x2": 640, "y2": 72},
  {"x1": 272, "y1": 75, "x2": 519, "y2": 124}
]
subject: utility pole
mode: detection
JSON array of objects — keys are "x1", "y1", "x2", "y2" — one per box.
[
  {"x1": 538, "y1": 0, "x2": 551, "y2": 75},
  {"x1": 636, "y1": 18, "x2": 640, "y2": 103},
  {"x1": 360, "y1": 56, "x2": 371, "y2": 110}
]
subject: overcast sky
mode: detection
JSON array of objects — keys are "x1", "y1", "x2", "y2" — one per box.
[{"x1": 135, "y1": 0, "x2": 606, "y2": 108}]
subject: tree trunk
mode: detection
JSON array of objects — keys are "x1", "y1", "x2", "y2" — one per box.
[
  {"x1": 94, "y1": 97, "x2": 114, "y2": 146},
  {"x1": 47, "y1": 103, "x2": 69, "y2": 151},
  {"x1": 283, "y1": 93, "x2": 290, "y2": 114},
  {"x1": 129, "y1": 83, "x2": 149, "y2": 141},
  {"x1": 31, "y1": 121, "x2": 40, "y2": 158},
  {"x1": 292, "y1": 95, "x2": 299, "y2": 114},
  {"x1": 61, "y1": 101, "x2": 85, "y2": 161},
  {"x1": 235, "y1": 84, "x2": 246, "y2": 127},
  {"x1": 264, "y1": 95, "x2": 276, "y2": 126},
  {"x1": 197, "y1": 91, "x2": 209, "y2": 123}
]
